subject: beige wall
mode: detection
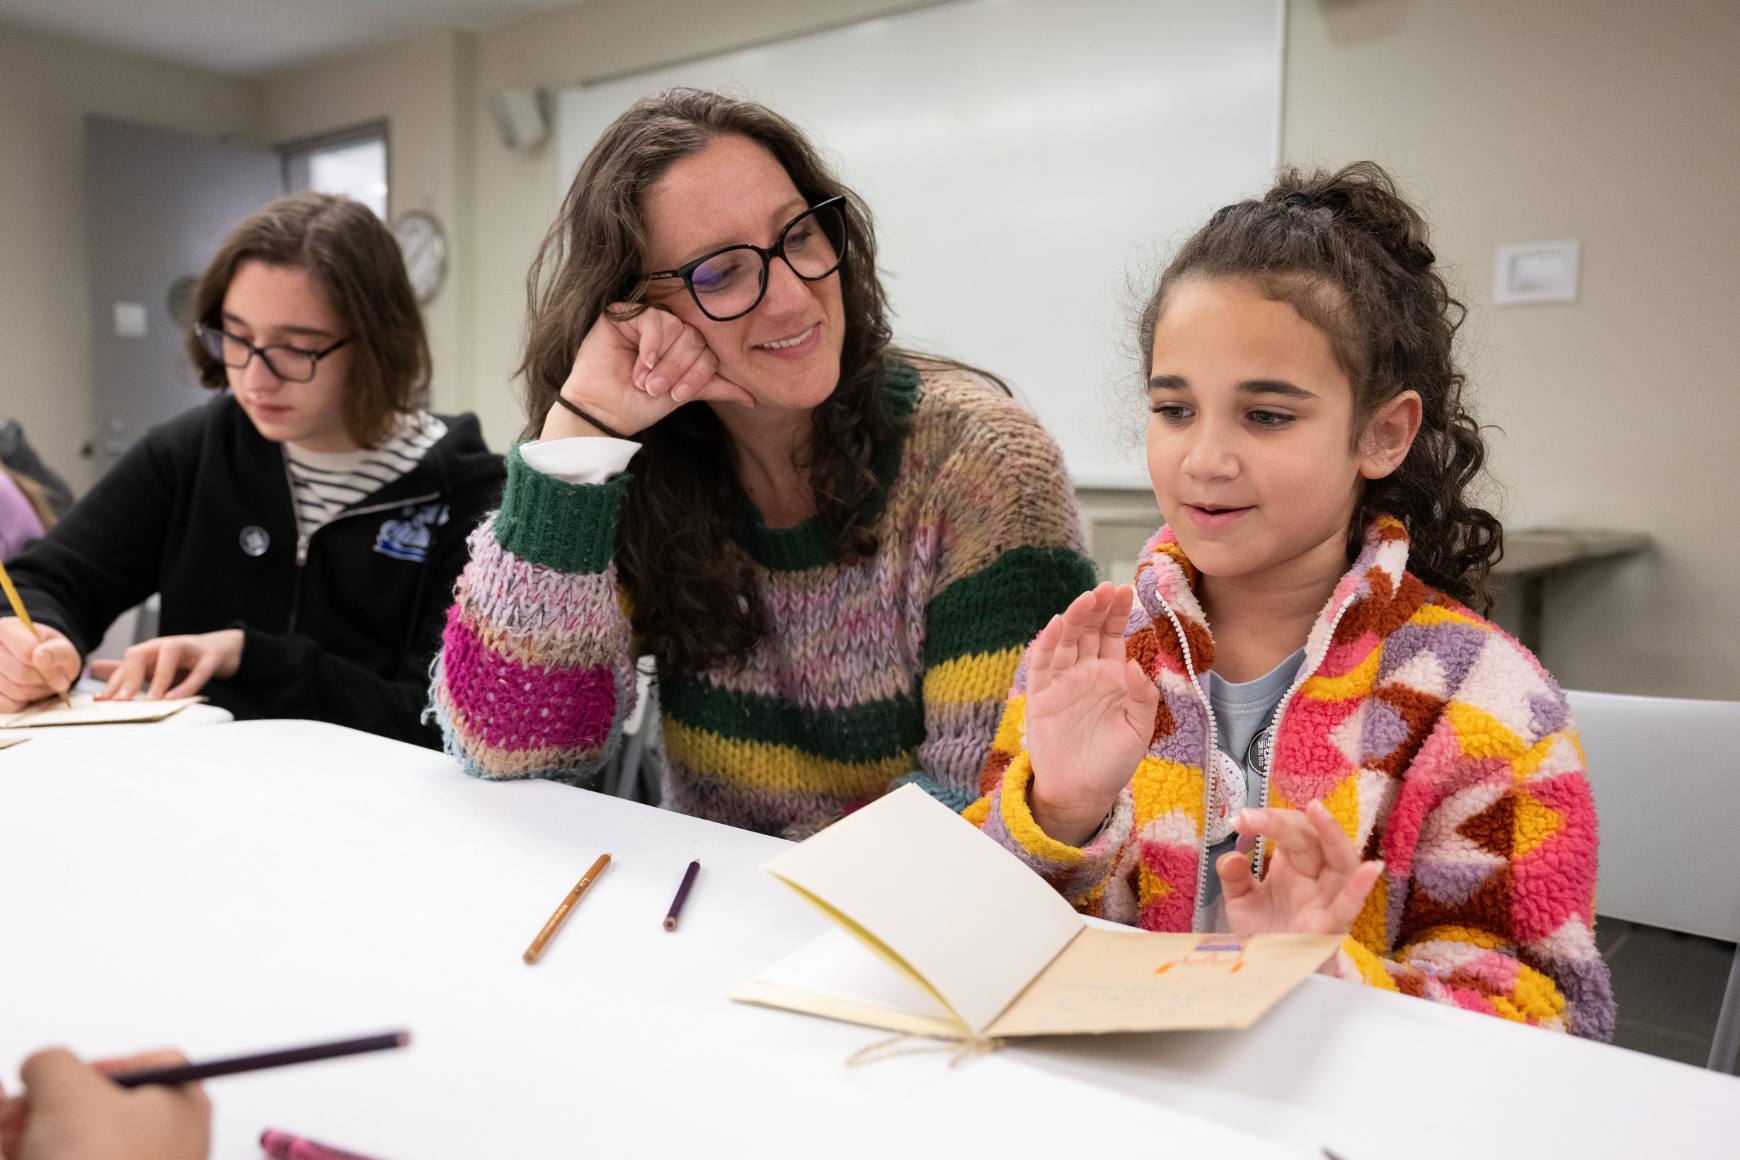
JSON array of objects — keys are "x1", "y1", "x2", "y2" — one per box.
[
  {"x1": 1284, "y1": 0, "x2": 1740, "y2": 697},
  {"x1": 0, "y1": 22, "x2": 256, "y2": 489},
  {"x1": 255, "y1": 29, "x2": 476, "y2": 415}
]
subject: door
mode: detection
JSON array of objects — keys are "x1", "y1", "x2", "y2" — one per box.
[{"x1": 84, "y1": 116, "x2": 283, "y2": 472}]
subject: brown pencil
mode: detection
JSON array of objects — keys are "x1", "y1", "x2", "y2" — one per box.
[
  {"x1": 0, "y1": 557, "x2": 71, "y2": 708},
  {"x1": 523, "y1": 853, "x2": 611, "y2": 964},
  {"x1": 662, "y1": 860, "x2": 701, "y2": 932}
]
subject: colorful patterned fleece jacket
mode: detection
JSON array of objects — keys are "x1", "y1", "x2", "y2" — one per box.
[
  {"x1": 432, "y1": 360, "x2": 1097, "y2": 839},
  {"x1": 966, "y1": 517, "x2": 1615, "y2": 1040}
]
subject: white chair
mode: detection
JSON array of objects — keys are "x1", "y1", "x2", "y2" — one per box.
[
  {"x1": 1567, "y1": 689, "x2": 1740, "y2": 1072},
  {"x1": 603, "y1": 659, "x2": 659, "y2": 803}
]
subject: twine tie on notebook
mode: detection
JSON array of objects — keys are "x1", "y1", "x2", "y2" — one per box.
[{"x1": 844, "y1": 1032, "x2": 1005, "y2": 1069}]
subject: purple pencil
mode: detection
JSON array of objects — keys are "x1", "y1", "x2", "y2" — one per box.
[
  {"x1": 109, "y1": 1031, "x2": 408, "y2": 1088},
  {"x1": 663, "y1": 860, "x2": 701, "y2": 931}
]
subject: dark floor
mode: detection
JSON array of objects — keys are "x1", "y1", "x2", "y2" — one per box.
[{"x1": 1597, "y1": 915, "x2": 1735, "y2": 1068}]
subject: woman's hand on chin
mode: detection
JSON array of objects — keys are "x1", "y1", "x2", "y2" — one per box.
[{"x1": 541, "y1": 305, "x2": 755, "y2": 441}]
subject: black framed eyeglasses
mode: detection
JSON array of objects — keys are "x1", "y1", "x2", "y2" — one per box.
[
  {"x1": 641, "y1": 197, "x2": 848, "y2": 323},
  {"x1": 194, "y1": 323, "x2": 352, "y2": 384}
]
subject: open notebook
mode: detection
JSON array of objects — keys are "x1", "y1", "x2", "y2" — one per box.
[
  {"x1": 734, "y1": 784, "x2": 1341, "y2": 1040},
  {"x1": 0, "y1": 693, "x2": 204, "y2": 729}
]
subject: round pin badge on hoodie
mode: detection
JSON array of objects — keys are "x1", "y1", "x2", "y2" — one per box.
[{"x1": 239, "y1": 526, "x2": 270, "y2": 557}]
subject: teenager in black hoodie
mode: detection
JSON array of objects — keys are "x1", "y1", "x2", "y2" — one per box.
[{"x1": 0, "y1": 193, "x2": 502, "y2": 747}]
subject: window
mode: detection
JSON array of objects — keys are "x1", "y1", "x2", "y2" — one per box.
[{"x1": 282, "y1": 125, "x2": 388, "y2": 220}]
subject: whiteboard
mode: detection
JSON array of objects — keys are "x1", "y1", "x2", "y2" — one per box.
[{"x1": 556, "y1": 0, "x2": 1284, "y2": 488}]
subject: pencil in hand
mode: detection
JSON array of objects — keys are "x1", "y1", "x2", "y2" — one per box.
[
  {"x1": 107, "y1": 1030, "x2": 409, "y2": 1088},
  {"x1": 0, "y1": 557, "x2": 71, "y2": 708},
  {"x1": 523, "y1": 853, "x2": 611, "y2": 964}
]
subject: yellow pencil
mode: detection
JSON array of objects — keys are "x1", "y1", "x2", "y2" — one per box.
[
  {"x1": 522, "y1": 853, "x2": 611, "y2": 965},
  {"x1": 0, "y1": 557, "x2": 72, "y2": 708}
]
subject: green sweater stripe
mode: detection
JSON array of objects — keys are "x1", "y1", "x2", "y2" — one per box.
[
  {"x1": 494, "y1": 444, "x2": 628, "y2": 574},
  {"x1": 924, "y1": 545, "x2": 1098, "y2": 666},
  {"x1": 727, "y1": 360, "x2": 922, "y2": 572},
  {"x1": 661, "y1": 674, "x2": 926, "y2": 765}
]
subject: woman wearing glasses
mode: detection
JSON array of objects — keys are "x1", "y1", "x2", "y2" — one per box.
[
  {"x1": 0, "y1": 193, "x2": 503, "y2": 744},
  {"x1": 433, "y1": 88, "x2": 1095, "y2": 836}
]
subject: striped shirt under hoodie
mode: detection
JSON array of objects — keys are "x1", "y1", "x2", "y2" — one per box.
[
  {"x1": 283, "y1": 412, "x2": 447, "y2": 563},
  {"x1": 431, "y1": 361, "x2": 1098, "y2": 840}
]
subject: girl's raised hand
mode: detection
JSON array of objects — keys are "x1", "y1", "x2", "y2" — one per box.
[
  {"x1": 1026, "y1": 582, "x2": 1158, "y2": 846},
  {"x1": 1218, "y1": 801, "x2": 1384, "y2": 937},
  {"x1": 540, "y1": 305, "x2": 757, "y2": 441}
]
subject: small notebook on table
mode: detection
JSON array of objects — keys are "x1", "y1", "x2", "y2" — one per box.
[
  {"x1": 733, "y1": 784, "x2": 1341, "y2": 1040},
  {"x1": 0, "y1": 692, "x2": 204, "y2": 729}
]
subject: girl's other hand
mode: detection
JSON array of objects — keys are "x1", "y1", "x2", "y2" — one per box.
[
  {"x1": 540, "y1": 305, "x2": 756, "y2": 441},
  {"x1": 1218, "y1": 801, "x2": 1383, "y2": 936},
  {"x1": 1025, "y1": 582, "x2": 1158, "y2": 846},
  {"x1": 0, "y1": 619, "x2": 78, "y2": 713},
  {"x1": 90, "y1": 629, "x2": 243, "y2": 702}
]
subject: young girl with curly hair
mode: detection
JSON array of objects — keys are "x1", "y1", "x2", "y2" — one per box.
[{"x1": 968, "y1": 162, "x2": 1614, "y2": 1039}]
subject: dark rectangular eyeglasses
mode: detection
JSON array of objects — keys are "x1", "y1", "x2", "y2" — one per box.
[
  {"x1": 194, "y1": 323, "x2": 351, "y2": 383},
  {"x1": 640, "y1": 196, "x2": 848, "y2": 322}
]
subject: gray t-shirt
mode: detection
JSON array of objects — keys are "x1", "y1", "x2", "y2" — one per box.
[{"x1": 1200, "y1": 648, "x2": 1306, "y2": 918}]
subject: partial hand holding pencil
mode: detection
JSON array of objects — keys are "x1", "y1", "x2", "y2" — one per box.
[{"x1": 0, "y1": 558, "x2": 72, "y2": 709}]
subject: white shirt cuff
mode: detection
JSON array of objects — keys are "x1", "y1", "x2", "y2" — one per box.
[{"x1": 519, "y1": 436, "x2": 641, "y2": 485}]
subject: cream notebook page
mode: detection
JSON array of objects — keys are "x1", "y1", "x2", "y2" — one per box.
[
  {"x1": 737, "y1": 785, "x2": 1342, "y2": 1039},
  {"x1": 0, "y1": 693, "x2": 203, "y2": 728},
  {"x1": 758, "y1": 784, "x2": 1082, "y2": 1036}
]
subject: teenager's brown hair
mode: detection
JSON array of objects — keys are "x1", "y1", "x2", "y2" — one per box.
[
  {"x1": 520, "y1": 88, "x2": 905, "y2": 677},
  {"x1": 188, "y1": 192, "x2": 430, "y2": 449},
  {"x1": 1139, "y1": 161, "x2": 1503, "y2": 611}
]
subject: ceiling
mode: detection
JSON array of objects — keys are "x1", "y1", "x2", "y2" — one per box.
[{"x1": 0, "y1": 0, "x2": 590, "y2": 75}]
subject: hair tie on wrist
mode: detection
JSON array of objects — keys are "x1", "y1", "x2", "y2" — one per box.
[{"x1": 553, "y1": 393, "x2": 627, "y2": 440}]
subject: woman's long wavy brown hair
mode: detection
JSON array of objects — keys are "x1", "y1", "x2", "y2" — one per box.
[
  {"x1": 1138, "y1": 161, "x2": 1503, "y2": 612},
  {"x1": 520, "y1": 89, "x2": 905, "y2": 677}
]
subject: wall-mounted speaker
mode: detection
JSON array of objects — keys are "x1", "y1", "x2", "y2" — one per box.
[{"x1": 489, "y1": 85, "x2": 548, "y2": 151}]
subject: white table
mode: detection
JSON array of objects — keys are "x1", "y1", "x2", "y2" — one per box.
[{"x1": 2, "y1": 722, "x2": 1734, "y2": 1159}]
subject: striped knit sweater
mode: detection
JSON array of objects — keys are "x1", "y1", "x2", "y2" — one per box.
[
  {"x1": 966, "y1": 516, "x2": 1616, "y2": 1040},
  {"x1": 432, "y1": 361, "x2": 1097, "y2": 838}
]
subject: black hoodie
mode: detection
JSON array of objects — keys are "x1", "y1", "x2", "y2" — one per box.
[{"x1": 7, "y1": 395, "x2": 504, "y2": 746}]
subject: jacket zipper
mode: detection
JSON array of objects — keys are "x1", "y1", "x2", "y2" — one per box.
[
  {"x1": 1156, "y1": 602, "x2": 1220, "y2": 934},
  {"x1": 1160, "y1": 588, "x2": 1361, "y2": 927},
  {"x1": 280, "y1": 456, "x2": 305, "y2": 633},
  {"x1": 1248, "y1": 592, "x2": 1359, "y2": 878},
  {"x1": 280, "y1": 463, "x2": 440, "y2": 634}
]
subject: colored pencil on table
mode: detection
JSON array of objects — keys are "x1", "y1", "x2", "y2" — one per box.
[
  {"x1": 0, "y1": 557, "x2": 71, "y2": 708},
  {"x1": 108, "y1": 1030, "x2": 409, "y2": 1088},
  {"x1": 261, "y1": 1129, "x2": 385, "y2": 1160},
  {"x1": 663, "y1": 859, "x2": 701, "y2": 932},
  {"x1": 523, "y1": 852, "x2": 611, "y2": 964}
]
